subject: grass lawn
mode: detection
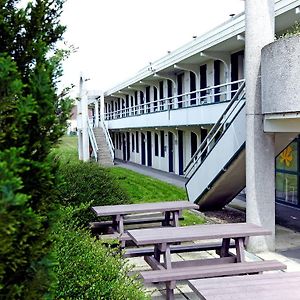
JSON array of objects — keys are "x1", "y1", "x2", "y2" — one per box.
[
  {"x1": 55, "y1": 135, "x2": 205, "y2": 225},
  {"x1": 52, "y1": 135, "x2": 79, "y2": 162}
]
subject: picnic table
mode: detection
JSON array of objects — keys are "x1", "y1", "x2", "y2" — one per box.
[
  {"x1": 127, "y1": 223, "x2": 286, "y2": 299},
  {"x1": 92, "y1": 201, "x2": 198, "y2": 247},
  {"x1": 188, "y1": 272, "x2": 300, "y2": 300}
]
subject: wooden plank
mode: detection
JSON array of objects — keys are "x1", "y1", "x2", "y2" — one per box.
[
  {"x1": 90, "y1": 215, "x2": 184, "y2": 228},
  {"x1": 189, "y1": 272, "x2": 300, "y2": 291},
  {"x1": 123, "y1": 241, "x2": 236, "y2": 258},
  {"x1": 92, "y1": 201, "x2": 198, "y2": 216},
  {"x1": 128, "y1": 223, "x2": 271, "y2": 246},
  {"x1": 140, "y1": 260, "x2": 286, "y2": 283},
  {"x1": 171, "y1": 256, "x2": 236, "y2": 268},
  {"x1": 196, "y1": 279, "x2": 300, "y2": 300},
  {"x1": 189, "y1": 272, "x2": 300, "y2": 300}
]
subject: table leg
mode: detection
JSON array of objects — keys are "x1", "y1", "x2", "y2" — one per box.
[
  {"x1": 162, "y1": 244, "x2": 175, "y2": 300},
  {"x1": 113, "y1": 215, "x2": 124, "y2": 233},
  {"x1": 166, "y1": 281, "x2": 175, "y2": 300},
  {"x1": 154, "y1": 245, "x2": 161, "y2": 263},
  {"x1": 219, "y1": 238, "x2": 230, "y2": 257},
  {"x1": 164, "y1": 211, "x2": 171, "y2": 226},
  {"x1": 172, "y1": 210, "x2": 179, "y2": 227},
  {"x1": 163, "y1": 244, "x2": 172, "y2": 269},
  {"x1": 235, "y1": 237, "x2": 245, "y2": 263},
  {"x1": 112, "y1": 216, "x2": 118, "y2": 232}
]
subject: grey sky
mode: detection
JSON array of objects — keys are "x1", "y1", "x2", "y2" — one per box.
[{"x1": 60, "y1": 0, "x2": 244, "y2": 94}]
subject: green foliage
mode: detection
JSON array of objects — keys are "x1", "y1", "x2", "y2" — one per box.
[
  {"x1": 0, "y1": 0, "x2": 72, "y2": 298},
  {"x1": 52, "y1": 135, "x2": 79, "y2": 163},
  {"x1": 52, "y1": 206, "x2": 149, "y2": 300},
  {"x1": 56, "y1": 161, "x2": 130, "y2": 226},
  {"x1": 278, "y1": 21, "x2": 300, "y2": 39}
]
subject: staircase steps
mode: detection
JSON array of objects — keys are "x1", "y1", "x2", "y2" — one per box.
[{"x1": 93, "y1": 127, "x2": 114, "y2": 166}]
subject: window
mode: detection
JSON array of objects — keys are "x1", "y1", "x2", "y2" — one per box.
[
  {"x1": 276, "y1": 140, "x2": 299, "y2": 206},
  {"x1": 132, "y1": 133, "x2": 135, "y2": 152},
  {"x1": 154, "y1": 133, "x2": 159, "y2": 156},
  {"x1": 136, "y1": 131, "x2": 139, "y2": 153},
  {"x1": 160, "y1": 131, "x2": 165, "y2": 157}
]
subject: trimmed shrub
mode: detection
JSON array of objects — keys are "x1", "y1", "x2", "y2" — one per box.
[
  {"x1": 0, "y1": 1, "x2": 71, "y2": 297},
  {"x1": 56, "y1": 161, "x2": 130, "y2": 226},
  {"x1": 52, "y1": 206, "x2": 149, "y2": 300}
]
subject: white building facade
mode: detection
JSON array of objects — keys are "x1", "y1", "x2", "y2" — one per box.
[{"x1": 78, "y1": 0, "x2": 300, "y2": 251}]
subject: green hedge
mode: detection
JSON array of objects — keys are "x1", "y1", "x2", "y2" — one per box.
[
  {"x1": 52, "y1": 206, "x2": 149, "y2": 300},
  {"x1": 56, "y1": 161, "x2": 130, "y2": 226}
]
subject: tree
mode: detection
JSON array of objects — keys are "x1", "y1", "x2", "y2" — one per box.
[{"x1": 0, "y1": 1, "x2": 71, "y2": 298}]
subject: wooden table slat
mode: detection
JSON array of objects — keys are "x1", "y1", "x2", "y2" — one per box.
[
  {"x1": 128, "y1": 223, "x2": 271, "y2": 245},
  {"x1": 190, "y1": 272, "x2": 300, "y2": 300},
  {"x1": 92, "y1": 201, "x2": 198, "y2": 216}
]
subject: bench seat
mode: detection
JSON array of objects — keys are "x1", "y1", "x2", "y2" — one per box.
[
  {"x1": 140, "y1": 260, "x2": 286, "y2": 283},
  {"x1": 90, "y1": 214, "x2": 184, "y2": 229},
  {"x1": 124, "y1": 241, "x2": 236, "y2": 258}
]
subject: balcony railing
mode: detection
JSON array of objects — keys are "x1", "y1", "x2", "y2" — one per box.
[{"x1": 104, "y1": 79, "x2": 244, "y2": 121}]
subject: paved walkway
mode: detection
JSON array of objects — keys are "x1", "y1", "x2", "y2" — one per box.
[{"x1": 115, "y1": 159, "x2": 187, "y2": 188}]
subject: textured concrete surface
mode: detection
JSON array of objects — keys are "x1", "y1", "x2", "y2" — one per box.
[
  {"x1": 262, "y1": 35, "x2": 300, "y2": 114},
  {"x1": 245, "y1": 0, "x2": 276, "y2": 252}
]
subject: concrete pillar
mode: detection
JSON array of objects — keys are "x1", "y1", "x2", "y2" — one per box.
[
  {"x1": 245, "y1": 0, "x2": 275, "y2": 252},
  {"x1": 100, "y1": 91, "x2": 105, "y2": 122},
  {"x1": 81, "y1": 88, "x2": 90, "y2": 162},
  {"x1": 76, "y1": 84, "x2": 83, "y2": 160},
  {"x1": 94, "y1": 100, "x2": 99, "y2": 127}
]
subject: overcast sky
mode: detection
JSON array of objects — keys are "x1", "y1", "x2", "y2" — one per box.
[{"x1": 60, "y1": 0, "x2": 245, "y2": 94}]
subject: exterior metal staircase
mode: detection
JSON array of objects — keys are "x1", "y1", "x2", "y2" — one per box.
[
  {"x1": 87, "y1": 119, "x2": 115, "y2": 166},
  {"x1": 93, "y1": 123, "x2": 114, "y2": 166},
  {"x1": 184, "y1": 82, "x2": 296, "y2": 210}
]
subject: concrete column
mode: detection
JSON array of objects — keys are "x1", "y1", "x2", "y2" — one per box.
[
  {"x1": 81, "y1": 89, "x2": 90, "y2": 162},
  {"x1": 245, "y1": 0, "x2": 275, "y2": 252},
  {"x1": 76, "y1": 85, "x2": 83, "y2": 160},
  {"x1": 100, "y1": 91, "x2": 105, "y2": 122},
  {"x1": 94, "y1": 100, "x2": 99, "y2": 127}
]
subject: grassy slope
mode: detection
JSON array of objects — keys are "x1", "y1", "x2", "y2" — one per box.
[
  {"x1": 52, "y1": 135, "x2": 79, "y2": 162},
  {"x1": 55, "y1": 136, "x2": 205, "y2": 225}
]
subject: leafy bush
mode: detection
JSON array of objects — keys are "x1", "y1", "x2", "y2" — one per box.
[
  {"x1": 52, "y1": 206, "x2": 149, "y2": 300},
  {"x1": 278, "y1": 21, "x2": 300, "y2": 39},
  {"x1": 56, "y1": 161, "x2": 130, "y2": 226},
  {"x1": 0, "y1": 1, "x2": 71, "y2": 297}
]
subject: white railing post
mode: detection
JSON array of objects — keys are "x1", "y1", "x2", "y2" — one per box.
[
  {"x1": 87, "y1": 119, "x2": 98, "y2": 161},
  {"x1": 94, "y1": 100, "x2": 99, "y2": 127}
]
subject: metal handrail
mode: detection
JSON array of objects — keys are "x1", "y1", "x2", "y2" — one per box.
[
  {"x1": 101, "y1": 120, "x2": 115, "y2": 160},
  {"x1": 184, "y1": 81, "x2": 246, "y2": 178},
  {"x1": 87, "y1": 119, "x2": 99, "y2": 161},
  {"x1": 104, "y1": 79, "x2": 245, "y2": 120}
]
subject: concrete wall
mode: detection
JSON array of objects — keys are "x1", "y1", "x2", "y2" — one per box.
[{"x1": 262, "y1": 35, "x2": 300, "y2": 114}]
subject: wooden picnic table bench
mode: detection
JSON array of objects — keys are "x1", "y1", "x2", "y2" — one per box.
[
  {"x1": 127, "y1": 223, "x2": 286, "y2": 300},
  {"x1": 188, "y1": 271, "x2": 299, "y2": 300},
  {"x1": 92, "y1": 201, "x2": 198, "y2": 247}
]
